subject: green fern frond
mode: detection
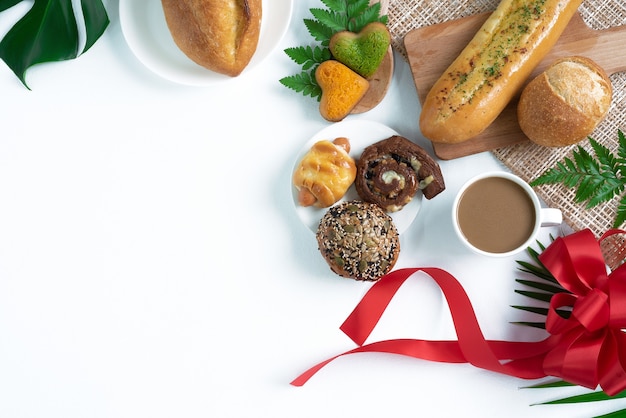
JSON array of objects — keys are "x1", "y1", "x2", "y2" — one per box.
[
  {"x1": 530, "y1": 131, "x2": 626, "y2": 228},
  {"x1": 279, "y1": 72, "x2": 323, "y2": 101}
]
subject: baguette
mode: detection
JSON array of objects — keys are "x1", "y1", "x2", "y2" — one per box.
[
  {"x1": 419, "y1": 0, "x2": 583, "y2": 144},
  {"x1": 161, "y1": 0, "x2": 262, "y2": 77}
]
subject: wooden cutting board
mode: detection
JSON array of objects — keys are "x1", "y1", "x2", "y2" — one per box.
[{"x1": 404, "y1": 12, "x2": 626, "y2": 160}]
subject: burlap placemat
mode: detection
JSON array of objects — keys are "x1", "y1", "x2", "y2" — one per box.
[{"x1": 387, "y1": 0, "x2": 626, "y2": 265}]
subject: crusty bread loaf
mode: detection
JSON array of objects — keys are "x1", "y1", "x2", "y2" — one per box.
[
  {"x1": 419, "y1": 0, "x2": 583, "y2": 144},
  {"x1": 517, "y1": 56, "x2": 612, "y2": 147},
  {"x1": 161, "y1": 0, "x2": 262, "y2": 77}
]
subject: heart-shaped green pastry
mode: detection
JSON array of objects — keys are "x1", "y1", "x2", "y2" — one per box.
[{"x1": 329, "y1": 22, "x2": 391, "y2": 79}]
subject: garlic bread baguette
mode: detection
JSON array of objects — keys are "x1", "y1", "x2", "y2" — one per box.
[
  {"x1": 419, "y1": 0, "x2": 583, "y2": 144},
  {"x1": 161, "y1": 0, "x2": 262, "y2": 77}
]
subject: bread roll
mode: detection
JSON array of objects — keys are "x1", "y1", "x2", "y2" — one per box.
[
  {"x1": 293, "y1": 138, "x2": 357, "y2": 208},
  {"x1": 316, "y1": 201, "x2": 400, "y2": 281},
  {"x1": 517, "y1": 56, "x2": 612, "y2": 147},
  {"x1": 419, "y1": 0, "x2": 583, "y2": 144},
  {"x1": 161, "y1": 0, "x2": 262, "y2": 77}
]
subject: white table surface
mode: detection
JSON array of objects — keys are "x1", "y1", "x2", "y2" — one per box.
[{"x1": 1, "y1": 1, "x2": 623, "y2": 417}]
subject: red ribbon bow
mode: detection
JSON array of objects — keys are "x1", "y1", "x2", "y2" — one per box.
[
  {"x1": 291, "y1": 229, "x2": 626, "y2": 396},
  {"x1": 540, "y1": 229, "x2": 626, "y2": 395}
]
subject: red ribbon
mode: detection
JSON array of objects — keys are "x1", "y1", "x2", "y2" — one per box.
[{"x1": 291, "y1": 229, "x2": 626, "y2": 396}]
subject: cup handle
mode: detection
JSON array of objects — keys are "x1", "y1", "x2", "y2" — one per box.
[{"x1": 540, "y1": 208, "x2": 562, "y2": 227}]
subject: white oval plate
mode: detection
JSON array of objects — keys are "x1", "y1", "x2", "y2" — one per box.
[
  {"x1": 292, "y1": 120, "x2": 423, "y2": 235},
  {"x1": 119, "y1": 0, "x2": 293, "y2": 85}
]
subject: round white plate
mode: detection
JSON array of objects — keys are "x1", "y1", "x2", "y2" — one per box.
[
  {"x1": 292, "y1": 120, "x2": 423, "y2": 235},
  {"x1": 119, "y1": 0, "x2": 293, "y2": 85}
]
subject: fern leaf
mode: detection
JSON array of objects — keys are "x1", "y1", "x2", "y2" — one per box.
[
  {"x1": 345, "y1": 0, "x2": 369, "y2": 17},
  {"x1": 588, "y1": 179, "x2": 624, "y2": 208},
  {"x1": 313, "y1": 45, "x2": 332, "y2": 62},
  {"x1": 284, "y1": 46, "x2": 315, "y2": 65},
  {"x1": 615, "y1": 194, "x2": 626, "y2": 228},
  {"x1": 590, "y1": 137, "x2": 617, "y2": 170},
  {"x1": 574, "y1": 175, "x2": 603, "y2": 204},
  {"x1": 279, "y1": 73, "x2": 322, "y2": 100},
  {"x1": 348, "y1": 3, "x2": 385, "y2": 32},
  {"x1": 304, "y1": 18, "x2": 335, "y2": 43},
  {"x1": 309, "y1": 8, "x2": 346, "y2": 32},
  {"x1": 530, "y1": 158, "x2": 580, "y2": 187},
  {"x1": 530, "y1": 131, "x2": 626, "y2": 229},
  {"x1": 319, "y1": 0, "x2": 345, "y2": 11},
  {"x1": 573, "y1": 145, "x2": 596, "y2": 172},
  {"x1": 617, "y1": 130, "x2": 626, "y2": 162}
]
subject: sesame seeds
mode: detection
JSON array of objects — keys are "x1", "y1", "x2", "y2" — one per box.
[{"x1": 316, "y1": 201, "x2": 400, "y2": 281}]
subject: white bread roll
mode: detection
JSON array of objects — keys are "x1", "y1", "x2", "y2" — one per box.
[
  {"x1": 161, "y1": 0, "x2": 262, "y2": 77},
  {"x1": 517, "y1": 56, "x2": 612, "y2": 147}
]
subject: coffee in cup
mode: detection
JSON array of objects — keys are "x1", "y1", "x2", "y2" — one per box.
[{"x1": 452, "y1": 172, "x2": 562, "y2": 257}]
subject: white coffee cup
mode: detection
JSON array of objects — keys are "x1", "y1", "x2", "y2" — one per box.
[{"x1": 452, "y1": 171, "x2": 562, "y2": 257}]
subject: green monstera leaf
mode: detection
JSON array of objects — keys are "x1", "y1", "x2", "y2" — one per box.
[{"x1": 0, "y1": 0, "x2": 109, "y2": 89}]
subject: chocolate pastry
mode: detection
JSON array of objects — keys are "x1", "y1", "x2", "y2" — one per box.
[
  {"x1": 355, "y1": 135, "x2": 445, "y2": 212},
  {"x1": 316, "y1": 201, "x2": 399, "y2": 281}
]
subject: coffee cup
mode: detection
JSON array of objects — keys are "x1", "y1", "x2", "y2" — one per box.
[{"x1": 452, "y1": 171, "x2": 562, "y2": 257}]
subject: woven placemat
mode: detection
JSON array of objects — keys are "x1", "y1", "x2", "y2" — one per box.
[{"x1": 387, "y1": 0, "x2": 626, "y2": 266}]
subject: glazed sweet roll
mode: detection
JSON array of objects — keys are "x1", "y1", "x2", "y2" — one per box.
[{"x1": 293, "y1": 137, "x2": 356, "y2": 208}]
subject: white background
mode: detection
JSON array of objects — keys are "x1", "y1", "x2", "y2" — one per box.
[{"x1": 0, "y1": 1, "x2": 623, "y2": 417}]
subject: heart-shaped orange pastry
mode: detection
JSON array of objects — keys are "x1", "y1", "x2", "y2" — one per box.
[
  {"x1": 329, "y1": 22, "x2": 391, "y2": 79},
  {"x1": 315, "y1": 60, "x2": 369, "y2": 122}
]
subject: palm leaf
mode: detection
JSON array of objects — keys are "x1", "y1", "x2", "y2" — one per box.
[
  {"x1": 514, "y1": 289, "x2": 554, "y2": 303},
  {"x1": 515, "y1": 278, "x2": 564, "y2": 294},
  {"x1": 517, "y1": 261, "x2": 557, "y2": 282},
  {"x1": 526, "y1": 380, "x2": 576, "y2": 389},
  {"x1": 524, "y1": 382, "x2": 626, "y2": 416},
  {"x1": 537, "y1": 390, "x2": 626, "y2": 405},
  {"x1": 510, "y1": 321, "x2": 546, "y2": 329},
  {"x1": 511, "y1": 305, "x2": 550, "y2": 316},
  {"x1": 595, "y1": 410, "x2": 626, "y2": 418}
]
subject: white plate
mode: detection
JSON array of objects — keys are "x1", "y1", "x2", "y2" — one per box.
[
  {"x1": 119, "y1": 0, "x2": 293, "y2": 85},
  {"x1": 292, "y1": 120, "x2": 423, "y2": 235}
]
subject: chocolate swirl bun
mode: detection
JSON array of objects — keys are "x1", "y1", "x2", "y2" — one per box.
[{"x1": 355, "y1": 135, "x2": 445, "y2": 212}]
